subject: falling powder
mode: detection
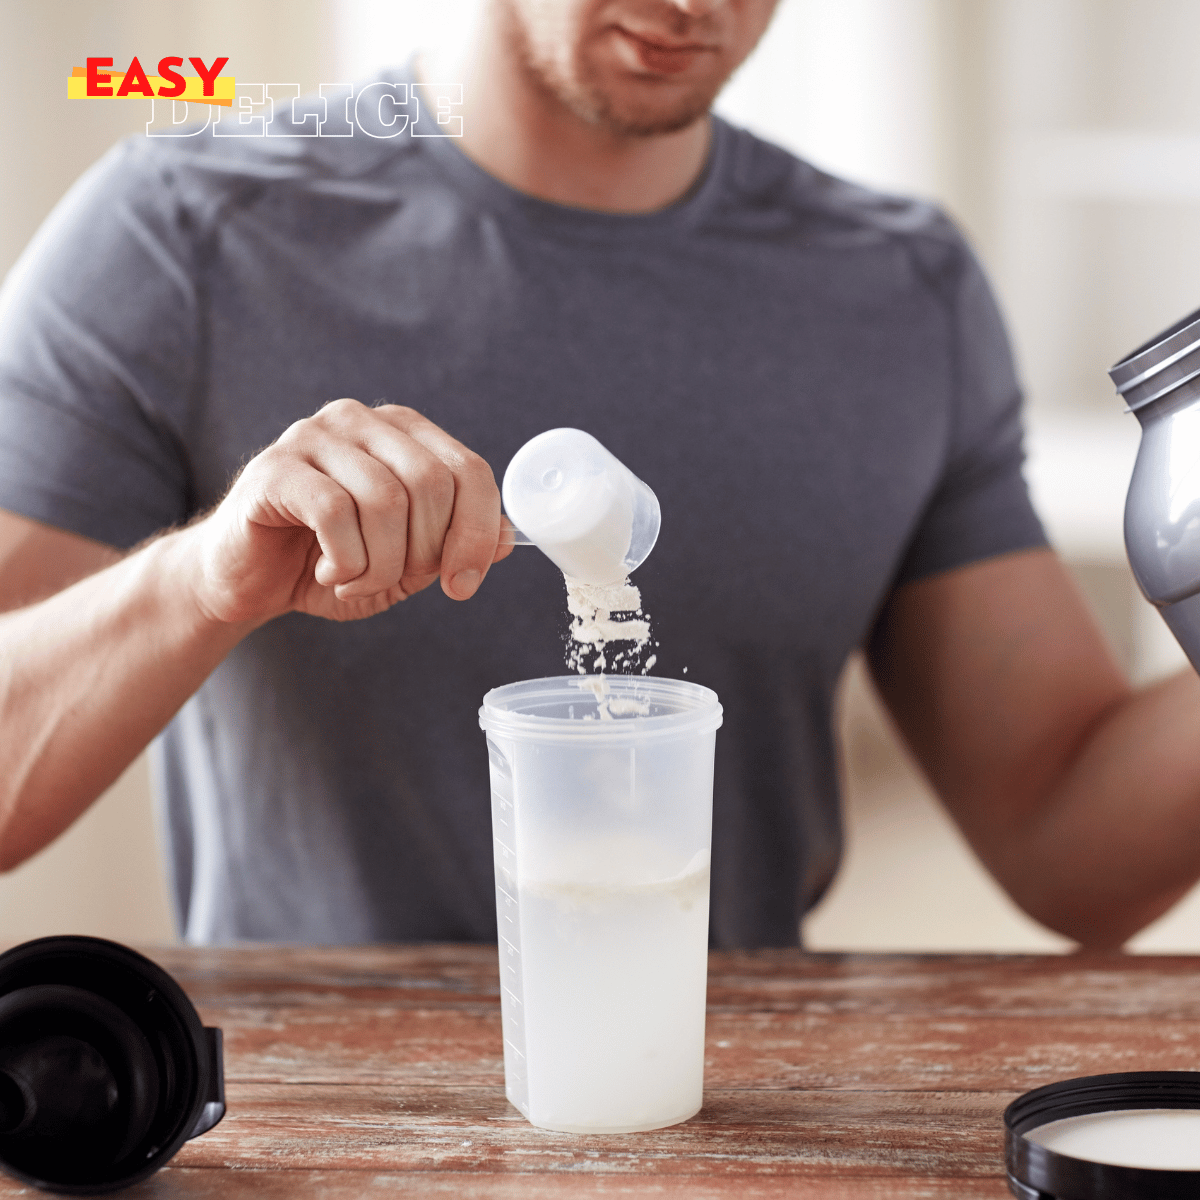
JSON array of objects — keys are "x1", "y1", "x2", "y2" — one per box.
[
  {"x1": 564, "y1": 576, "x2": 657, "y2": 677},
  {"x1": 574, "y1": 674, "x2": 650, "y2": 720}
]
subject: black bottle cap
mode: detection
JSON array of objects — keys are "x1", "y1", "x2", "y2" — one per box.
[
  {"x1": 1005, "y1": 1071, "x2": 1200, "y2": 1199},
  {"x1": 0, "y1": 936, "x2": 224, "y2": 1194}
]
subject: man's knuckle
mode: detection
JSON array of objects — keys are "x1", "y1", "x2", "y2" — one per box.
[
  {"x1": 459, "y1": 451, "x2": 496, "y2": 489},
  {"x1": 316, "y1": 397, "x2": 365, "y2": 428},
  {"x1": 274, "y1": 420, "x2": 306, "y2": 448},
  {"x1": 410, "y1": 459, "x2": 454, "y2": 502},
  {"x1": 365, "y1": 477, "x2": 410, "y2": 515},
  {"x1": 312, "y1": 488, "x2": 353, "y2": 524},
  {"x1": 368, "y1": 401, "x2": 415, "y2": 429}
]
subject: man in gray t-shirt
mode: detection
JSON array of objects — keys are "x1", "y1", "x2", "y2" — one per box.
[{"x1": 0, "y1": 0, "x2": 1197, "y2": 949}]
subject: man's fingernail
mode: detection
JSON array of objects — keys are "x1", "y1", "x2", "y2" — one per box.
[{"x1": 451, "y1": 569, "x2": 481, "y2": 597}]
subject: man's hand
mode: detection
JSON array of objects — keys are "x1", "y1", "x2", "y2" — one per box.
[
  {"x1": 0, "y1": 402, "x2": 511, "y2": 869},
  {"x1": 188, "y1": 400, "x2": 512, "y2": 625}
]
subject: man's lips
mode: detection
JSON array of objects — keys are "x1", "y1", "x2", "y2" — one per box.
[{"x1": 614, "y1": 27, "x2": 715, "y2": 75}]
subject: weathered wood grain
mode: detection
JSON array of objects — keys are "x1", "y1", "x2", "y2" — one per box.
[
  {"x1": 182, "y1": 1005, "x2": 1200, "y2": 1094},
  {"x1": 169, "y1": 1084, "x2": 1011, "y2": 1175},
  {"x1": 1, "y1": 946, "x2": 1196, "y2": 1197},
  {"x1": 122, "y1": 1167, "x2": 1013, "y2": 1200}
]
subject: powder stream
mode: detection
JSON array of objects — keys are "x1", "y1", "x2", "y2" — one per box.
[{"x1": 564, "y1": 577, "x2": 655, "y2": 677}]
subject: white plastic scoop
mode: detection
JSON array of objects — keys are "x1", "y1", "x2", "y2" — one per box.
[{"x1": 499, "y1": 428, "x2": 660, "y2": 584}]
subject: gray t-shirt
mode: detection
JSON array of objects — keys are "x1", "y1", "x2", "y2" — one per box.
[{"x1": 0, "y1": 102, "x2": 1046, "y2": 946}]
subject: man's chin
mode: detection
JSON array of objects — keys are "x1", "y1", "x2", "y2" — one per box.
[
  {"x1": 592, "y1": 105, "x2": 710, "y2": 138},
  {"x1": 578, "y1": 78, "x2": 720, "y2": 138}
]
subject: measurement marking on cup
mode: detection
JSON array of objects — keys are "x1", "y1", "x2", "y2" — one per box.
[
  {"x1": 503, "y1": 986, "x2": 523, "y2": 1008},
  {"x1": 505, "y1": 1039, "x2": 527, "y2": 1062}
]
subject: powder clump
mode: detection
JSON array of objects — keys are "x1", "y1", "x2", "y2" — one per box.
[{"x1": 564, "y1": 576, "x2": 656, "y2": 676}]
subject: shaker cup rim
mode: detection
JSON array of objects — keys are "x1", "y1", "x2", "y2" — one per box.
[{"x1": 479, "y1": 674, "x2": 722, "y2": 743}]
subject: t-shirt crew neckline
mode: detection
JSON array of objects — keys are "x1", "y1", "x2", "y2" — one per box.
[{"x1": 418, "y1": 109, "x2": 731, "y2": 239}]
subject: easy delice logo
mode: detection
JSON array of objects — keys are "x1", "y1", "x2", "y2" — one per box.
[
  {"x1": 69, "y1": 57, "x2": 234, "y2": 104},
  {"x1": 68, "y1": 58, "x2": 463, "y2": 140}
]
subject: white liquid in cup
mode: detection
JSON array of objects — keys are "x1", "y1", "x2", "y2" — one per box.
[
  {"x1": 514, "y1": 851, "x2": 710, "y2": 1133},
  {"x1": 1027, "y1": 1108, "x2": 1200, "y2": 1170}
]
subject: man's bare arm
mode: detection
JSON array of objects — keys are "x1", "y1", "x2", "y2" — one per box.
[
  {"x1": 868, "y1": 546, "x2": 1200, "y2": 948},
  {"x1": 0, "y1": 400, "x2": 511, "y2": 871},
  {"x1": 0, "y1": 518, "x2": 253, "y2": 869},
  {"x1": 0, "y1": 513, "x2": 122, "y2": 615}
]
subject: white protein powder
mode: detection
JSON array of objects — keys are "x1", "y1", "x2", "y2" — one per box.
[
  {"x1": 573, "y1": 675, "x2": 650, "y2": 720},
  {"x1": 564, "y1": 576, "x2": 654, "y2": 676}
]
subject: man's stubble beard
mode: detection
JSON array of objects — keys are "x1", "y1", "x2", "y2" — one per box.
[{"x1": 500, "y1": 3, "x2": 726, "y2": 137}]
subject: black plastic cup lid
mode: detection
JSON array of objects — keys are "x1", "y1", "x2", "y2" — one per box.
[
  {"x1": 1110, "y1": 306, "x2": 1200, "y2": 412},
  {"x1": 0, "y1": 936, "x2": 224, "y2": 1195},
  {"x1": 1005, "y1": 1071, "x2": 1200, "y2": 1199}
]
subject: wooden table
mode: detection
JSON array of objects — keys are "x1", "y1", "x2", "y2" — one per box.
[{"x1": 5, "y1": 946, "x2": 1200, "y2": 1198}]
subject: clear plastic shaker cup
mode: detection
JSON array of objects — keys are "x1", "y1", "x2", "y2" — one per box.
[
  {"x1": 501, "y1": 428, "x2": 661, "y2": 584},
  {"x1": 479, "y1": 675, "x2": 722, "y2": 1134}
]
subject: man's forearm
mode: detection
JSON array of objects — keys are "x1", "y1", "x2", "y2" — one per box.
[
  {"x1": 994, "y1": 668, "x2": 1200, "y2": 948},
  {"x1": 869, "y1": 549, "x2": 1200, "y2": 950},
  {"x1": 0, "y1": 401, "x2": 509, "y2": 871},
  {"x1": 0, "y1": 525, "x2": 253, "y2": 870}
]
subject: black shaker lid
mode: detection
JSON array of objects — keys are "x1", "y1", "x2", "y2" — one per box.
[
  {"x1": 0, "y1": 936, "x2": 224, "y2": 1194},
  {"x1": 1110, "y1": 306, "x2": 1200, "y2": 412},
  {"x1": 1005, "y1": 1071, "x2": 1200, "y2": 1200}
]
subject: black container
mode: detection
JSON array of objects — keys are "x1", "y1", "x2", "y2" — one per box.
[
  {"x1": 0, "y1": 936, "x2": 224, "y2": 1194},
  {"x1": 1005, "y1": 1071, "x2": 1200, "y2": 1199}
]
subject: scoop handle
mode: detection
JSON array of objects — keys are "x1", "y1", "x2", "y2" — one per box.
[{"x1": 497, "y1": 519, "x2": 534, "y2": 546}]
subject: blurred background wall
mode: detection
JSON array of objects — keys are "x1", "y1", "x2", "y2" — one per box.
[{"x1": 2, "y1": 0, "x2": 1199, "y2": 949}]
